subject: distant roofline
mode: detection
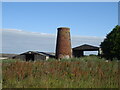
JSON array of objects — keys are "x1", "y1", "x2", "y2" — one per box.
[
  {"x1": 73, "y1": 44, "x2": 99, "y2": 48},
  {"x1": 73, "y1": 44, "x2": 99, "y2": 51},
  {"x1": 20, "y1": 51, "x2": 55, "y2": 57}
]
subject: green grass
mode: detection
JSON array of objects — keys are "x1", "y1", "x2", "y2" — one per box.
[
  {"x1": 2, "y1": 59, "x2": 19, "y2": 63},
  {"x1": 2, "y1": 56, "x2": 119, "y2": 88}
]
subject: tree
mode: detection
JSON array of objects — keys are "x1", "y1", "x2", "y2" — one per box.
[{"x1": 100, "y1": 25, "x2": 120, "y2": 60}]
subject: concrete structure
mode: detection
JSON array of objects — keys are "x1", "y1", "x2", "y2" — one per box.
[
  {"x1": 55, "y1": 27, "x2": 72, "y2": 59},
  {"x1": 72, "y1": 44, "x2": 99, "y2": 57},
  {"x1": 12, "y1": 51, "x2": 55, "y2": 61}
]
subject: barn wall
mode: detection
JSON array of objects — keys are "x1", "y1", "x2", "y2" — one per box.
[
  {"x1": 13, "y1": 53, "x2": 51, "y2": 61},
  {"x1": 13, "y1": 55, "x2": 26, "y2": 61},
  {"x1": 35, "y1": 54, "x2": 47, "y2": 60}
]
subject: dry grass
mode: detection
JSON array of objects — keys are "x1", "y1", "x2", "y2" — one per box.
[{"x1": 2, "y1": 56, "x2": 119, "y2": 88}]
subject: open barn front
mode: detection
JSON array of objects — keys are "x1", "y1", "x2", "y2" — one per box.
[
  {"x1": 72, "y1": 44, "x2": 100, "y2": 57},
  {"x1": 84, "y1": 51, "x2": 98, "y2": 56}
]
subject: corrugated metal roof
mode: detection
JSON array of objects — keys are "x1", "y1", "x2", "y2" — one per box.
[
  {"x1": 38, "y1": 52, "x2": 55, "y2": 57},
  {"x1": 73, "y1": 44, "x2": 99, "y2": 51},
  {"x1": 20, "y1": 51, "x2": 55, "y2": 57}
]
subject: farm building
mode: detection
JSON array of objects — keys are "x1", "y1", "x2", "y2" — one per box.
[
  {"x1": 0, "y1": 53, "x2": 18, "y2": 60},
  {"x1": 12, "y1": 51, "x2": 55, "y2": 61},
  {"x1": 72, "y1": 44, "x2": 100, "y2": 57}
]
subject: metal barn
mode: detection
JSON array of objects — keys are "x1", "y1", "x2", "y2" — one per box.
[
  {"x1": 12, "y1": 51, "x2": 55, "y2": 61},
  {"x1": 72, "y1": 44, "x2": 100, "y2": 57}
]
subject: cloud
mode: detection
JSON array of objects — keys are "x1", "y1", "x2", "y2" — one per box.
[
  {"x1": 71, "y1": 35, "x2": 104, "y2": 47},
  {"x1": 1, "y1": 29, "x2": 104, "y2": 54}
]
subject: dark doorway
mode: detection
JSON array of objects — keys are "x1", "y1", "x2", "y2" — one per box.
[
  {"x1": 25, "y1": 54, "x2": 34, "y2": 61},
  {"x1": 73, "y1": 50, "x2": 83, "y2": 57}
]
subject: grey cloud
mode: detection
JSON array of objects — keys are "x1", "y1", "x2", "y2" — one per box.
[
  {"x1": 1, "y1": 29, "x2": 104, "y2": 54},
  {"x1": 72, "y1": 36, "x2": 104, "y2": 48}
]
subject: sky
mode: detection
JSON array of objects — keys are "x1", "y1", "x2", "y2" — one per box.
[
  {"x1": 118, "y1": 1, "x2": 120, "y2": 25},
  {"x1": 2, "y1": 2, "x2": 118, "y2": 37},
  {"x1": 1, "y1": 2, "x2": 118, "y2": 54},
  {"x1": 1, "y1": 0, "x2": 120, "y2": 2}
]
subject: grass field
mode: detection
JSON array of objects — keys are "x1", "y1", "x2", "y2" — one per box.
[{"x1": 2, "y1": 56, "x2": 119, "y2": 88}]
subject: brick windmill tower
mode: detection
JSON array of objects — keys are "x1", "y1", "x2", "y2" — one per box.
[{"x1": 55, "y1": 27, "x2": 72, "y2": 59}]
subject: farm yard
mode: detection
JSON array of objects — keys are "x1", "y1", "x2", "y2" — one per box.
[
  {"x1": 2, "y1": 56, "x2": 119, "y2": 88},
  {"x1": 2, "y1": 1, "x2": 120, "y2": 89}
]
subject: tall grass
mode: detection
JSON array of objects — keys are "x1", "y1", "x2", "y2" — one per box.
[{"x1": 2, "y1": 56, "x2": 119, "y2": 88}]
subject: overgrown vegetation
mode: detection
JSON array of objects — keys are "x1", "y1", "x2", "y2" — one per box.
[
  {"x1": 100, "y1": 25, "x2": 120, "y2": 60},
  {"x1": 2, "y1": 56, "x2": 119, "y2": 88}
]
